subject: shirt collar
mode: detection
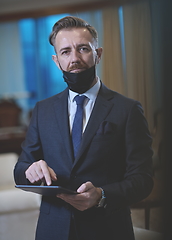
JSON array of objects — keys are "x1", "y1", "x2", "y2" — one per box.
[{"x1": 69, "y1": 78, "x2": 101, "y2": 103}]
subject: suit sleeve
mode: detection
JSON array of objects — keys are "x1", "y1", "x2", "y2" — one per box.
[
  {"x1": 14, "y1": 103, "x2": 44, "y2": 185},
  {"x1": 103, "y1": 101, "x2": 154, "y2": 214}
]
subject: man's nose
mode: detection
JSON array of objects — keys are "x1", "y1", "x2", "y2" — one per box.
[{"x1": 71, "y1": 50, "x2": 81, "y2": 63}]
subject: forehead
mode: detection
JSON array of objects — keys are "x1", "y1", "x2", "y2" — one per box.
[{"x1": 54, "y1": 28, "x2": 96, "y2": 49}]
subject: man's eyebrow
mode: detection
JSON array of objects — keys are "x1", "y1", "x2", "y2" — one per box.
[
  {"x1": 77, "y1": 43, "x2": 91, "y2": 48},
  {"x1": 59, "y1": 47, "x2": 71, "y2": 53}
]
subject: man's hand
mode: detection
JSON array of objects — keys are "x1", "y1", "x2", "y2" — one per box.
[
  {"x1": 25, "y1": 160, "x2": 57, "y2": 185},
  {"x1": 57, "y1": 181, "x2": 102, "y2": 211}
]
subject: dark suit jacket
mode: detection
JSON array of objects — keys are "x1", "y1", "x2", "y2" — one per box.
[{"x1": 14, "y1": 83, "x2": 153, "y2": 240}]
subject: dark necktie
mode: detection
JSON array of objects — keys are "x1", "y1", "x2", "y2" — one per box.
[{"x1": 72, "y1": 95, "x2": 86, "y2": 158}]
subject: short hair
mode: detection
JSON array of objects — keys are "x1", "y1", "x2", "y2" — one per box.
[{"x1": 49, "y1": 16, "x2": 98, "y2": 47}]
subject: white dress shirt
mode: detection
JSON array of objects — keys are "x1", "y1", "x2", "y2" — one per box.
[{"x1": 68, "y1": 78, "x2": 101, "y2": 133}]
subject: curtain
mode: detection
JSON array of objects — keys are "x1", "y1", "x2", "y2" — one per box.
[
  {"x1": 123, "y1": 1, "x2": 155, "y2": 131},
  {"x1": 19, "y1": 14, "x2": 69, "y2": 109},
  {"x1": 102, "y1": 1, "x2": 155, "y2": 131},
  {"x1": 0, "y1": 22, "x2": 29, "y2": 123},
  {"x1": 0, "y1": 22, "x2": 27, "y2": 106},
  {"x1": 102, "y1": 7, "x2": 125, "y2": 95}
]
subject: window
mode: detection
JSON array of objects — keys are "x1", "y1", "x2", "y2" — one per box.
[{"x1": 19, "y1": 14, "x2": 68, "y2": 109}]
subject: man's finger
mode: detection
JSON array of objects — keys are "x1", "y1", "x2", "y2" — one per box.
[
  {"x1": 39, "y1": 161, "x2": 52, "y2": 185},
  {"x1": 77, "y1": 181, "x2": 93, "y2": 193},
  {"x1": 48, "y1": 167, "x2": 57, "y2": 181}
]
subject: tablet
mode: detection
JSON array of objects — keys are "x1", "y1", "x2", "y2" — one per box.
[{"x1": 15, "y1": 185, "x2": 78, "y2": 196}]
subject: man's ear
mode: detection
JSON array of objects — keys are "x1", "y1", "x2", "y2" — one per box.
[
  {"x1": 95, "y1": 47, "x2": 103, "y2": 64},
  {"x1": 52, "y1": 55, "x2": 60, "y2": 69}
]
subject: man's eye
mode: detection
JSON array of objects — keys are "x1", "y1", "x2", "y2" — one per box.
[
  {"x1": 79, "y1": 47, "x2": 89, "y2": 52},
  {"x1": 61, "y1": 50, "x2": 70, "y2": 55}
]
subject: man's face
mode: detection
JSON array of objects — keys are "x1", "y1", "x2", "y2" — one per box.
[{"x1": 52, "y1": 28, "x2": 102, "y2": 73}]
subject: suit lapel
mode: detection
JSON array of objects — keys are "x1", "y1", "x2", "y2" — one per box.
[
  {"x1": 73, "y1": 83, "x2": 114, "y2": 166},
  {"x1": 53, "y1": 89, "x2": 74, "y2": 163}
]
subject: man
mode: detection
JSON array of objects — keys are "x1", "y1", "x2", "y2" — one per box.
[{"x1": 14, "y1": 16, "x2": 153, "y2": 240}]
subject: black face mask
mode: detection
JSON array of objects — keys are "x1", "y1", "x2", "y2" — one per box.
[{"x1": 63, "y1": 65, "x2": 96, "y2": 94}]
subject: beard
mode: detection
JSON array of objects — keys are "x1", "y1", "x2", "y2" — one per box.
[{"x1": 67, "y1": 62, "x2": 89, "y2": 73}]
